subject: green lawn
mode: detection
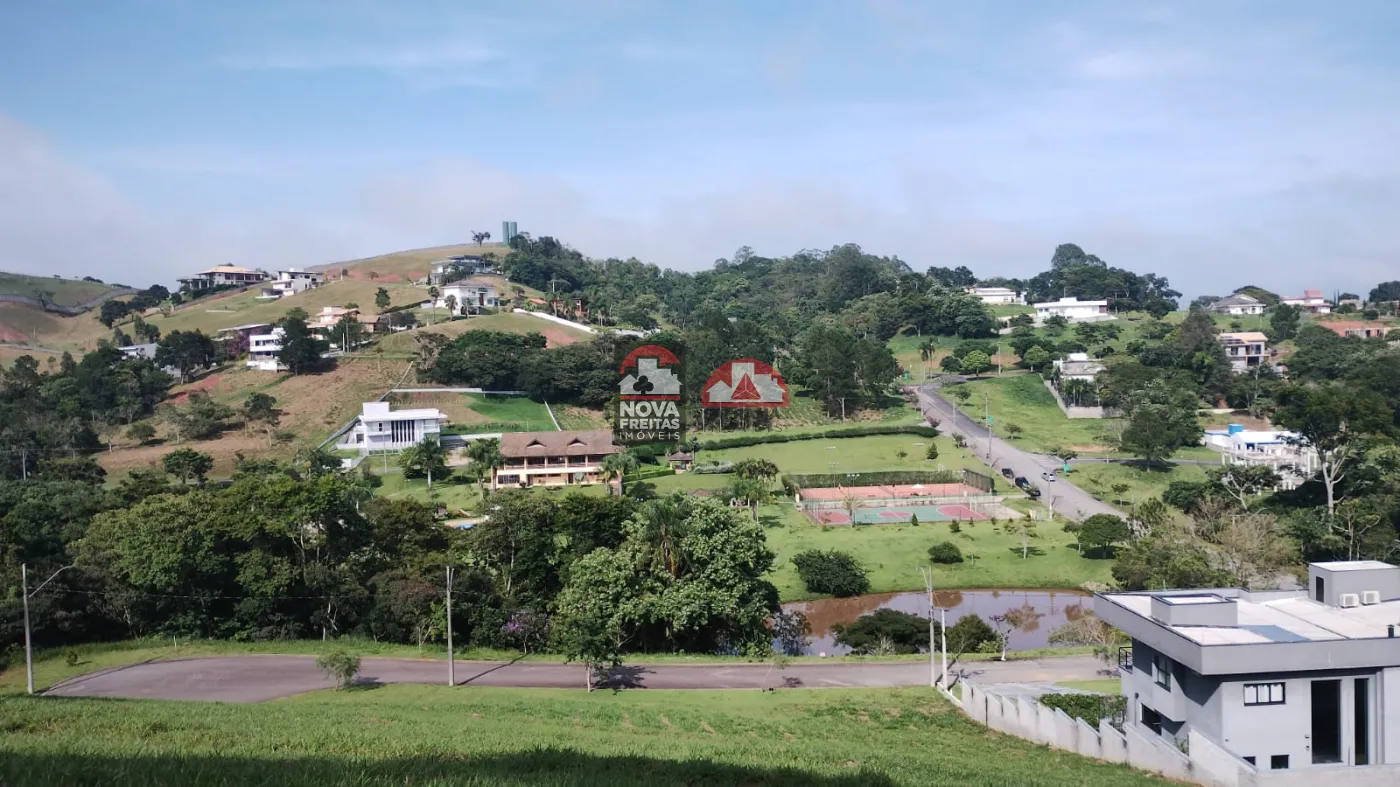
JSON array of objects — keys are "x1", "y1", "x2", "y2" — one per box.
[
  {"x1": 0, "y1": 271, "x2": 124, "y2": 306},
  {"x1": 761, "y1": 503, "x2": 1113, "y2": 600},
  {"x1": 695, "y1": 434, "x2": 979, "y2": 476},
  {"x1": 0, "y1": 685, "x2": 1160, "y2": 786},
  {"x1": 371, "y1": 469, "x2": 484, "y2": 512},
  {"x1": 953, "y1": 374, "x2": 1117, "y2": 454},
  {"x1": 1069, "y1": 462, "x2": 1208, "y2": 510}
]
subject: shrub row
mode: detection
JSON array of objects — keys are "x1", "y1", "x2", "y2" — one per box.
[
  {"x1": 695, "y1": 424, "x2": 938, "y2": 452},
  {"x1": 784, "y1": 468, "x2": 962, "y2": 490},
  {"x1": 1038, "y1": 693, "x2": 1128, "y2": 725},
  {"x1": 623, "y1": 465, "x2": 675, "y2": 482},
  {"x1": 691, "y1": 461, "x2": 734, "y2": 475}
]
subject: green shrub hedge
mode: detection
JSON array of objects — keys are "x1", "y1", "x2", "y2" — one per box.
[
  {"x1": 695, "y1": 424, "x2": 937, "y2": 451},
  {"x1": 1038, "y1": 693, "x2": 1127, "y2": 725},
  {"x1": 785, "y1": 469, "x2": 962, "y2": 490}
]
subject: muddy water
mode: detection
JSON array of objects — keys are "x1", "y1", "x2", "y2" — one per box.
[{"x1": 782, "y1": 588, "x2": 1090, "y2": 656}]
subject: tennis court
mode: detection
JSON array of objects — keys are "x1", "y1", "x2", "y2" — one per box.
[{"x1": 809, "y1": 501, "x2": 989, "y2": 525}]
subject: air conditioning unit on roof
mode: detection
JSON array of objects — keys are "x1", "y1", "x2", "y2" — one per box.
[
  {"x1": 1339, "y1": 593, "x2": 1361, "y2": 608},
  {"x1": 1362, "y1": 590, "x2": 1382, "y2": 605}
]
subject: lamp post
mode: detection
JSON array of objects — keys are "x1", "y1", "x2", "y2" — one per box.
[
  {"x1": 446, "y1": 565, "x2": 456, "y2": 687},
  {"x1": 21, "y1": 563, "x2": 75, "y2": 695},
  {"x1": 919, "y1": 566, "x2": 948, "y2": 689}
]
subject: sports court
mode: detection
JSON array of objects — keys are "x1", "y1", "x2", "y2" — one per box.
[{"x1": 797, "y1": 483, "x2": 1005, "y2": 525}]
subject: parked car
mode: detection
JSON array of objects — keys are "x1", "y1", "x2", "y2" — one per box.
[
  {"x1": 1041, "y1": 471, "x2": 1057, "y2": 482},
  {"x1": 1013, "y1": 476, "x2": 1029, "y2": 488},
  {"x1": 1000, "y1": 467, "x2": 1015, "y2": 480},
  {"x1": 1023, "y1": 484, "x2": 1042, "y2": 499}
]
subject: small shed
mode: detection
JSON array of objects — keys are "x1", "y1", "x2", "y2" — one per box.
[{"x1": 666, "y1": 451, "x2": 695, "y2": 472}]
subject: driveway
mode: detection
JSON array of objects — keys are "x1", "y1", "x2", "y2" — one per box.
[
  {"x1": 42, "y1": 655, "x2": 1105, "y2": 702},
  {"x1": 914, "y1": 380, "x2": 1125, "y2": 522}
]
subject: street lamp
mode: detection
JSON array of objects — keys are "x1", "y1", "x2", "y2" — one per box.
[
  {"x1": 21, "y1": 563, "x2": 75, "y2": 695},
  {"x1": 918, "y1": 566, "x2": 948, "y2": 689}
]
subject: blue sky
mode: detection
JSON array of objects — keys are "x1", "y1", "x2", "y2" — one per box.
[{"x1": 1, "y1": 0, "x2": 1398, "y2": 298}]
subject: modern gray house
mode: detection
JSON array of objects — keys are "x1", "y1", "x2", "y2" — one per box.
[{"x1": 1095, "y1": 560, "x2": 1400, "y2": 776}]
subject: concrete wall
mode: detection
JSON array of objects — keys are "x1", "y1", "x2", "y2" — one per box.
[{"x1": 1041, "y1": 378, "x2": 1121, "y2": 419}]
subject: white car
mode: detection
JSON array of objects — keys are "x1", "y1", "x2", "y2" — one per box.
[{"x1": 1041, "y1": 471, "x2": 1057, "y2": 482}]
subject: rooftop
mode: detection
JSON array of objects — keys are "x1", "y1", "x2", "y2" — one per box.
[
  {"x1": 1217, "y1": 331, "x2": 1269, "y2": 343},
  {"x1": 195, "y1": 265, "x2": 263, "y2": 275},
  {"x1": 1100, "y1": 591, "x2": 1400, "y2": 645},
  {"x1": 499, "y1": 429, "x2": 622, "y2": 457},
  {"x1": 1213, "y1": 293, "x2": 1261, "y2": 306},
  {"x1": 1319, "y1": 321, "x2": 1390, "y2": 335},
  {"x1": 1033, "y1": 297, "x2": 1109, "y2": 307},
  {"x1": 360, "y1": 401, "x2": 445, "y2": 422}
]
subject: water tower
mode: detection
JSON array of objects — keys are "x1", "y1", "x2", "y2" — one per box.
[{"x1": 502, "y1": 221, "x2": 518, "y2": 243}]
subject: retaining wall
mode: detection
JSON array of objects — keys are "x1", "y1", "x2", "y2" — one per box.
[{"x1": 1041, "y1": 377, "x2": 1121, "y2": 419}]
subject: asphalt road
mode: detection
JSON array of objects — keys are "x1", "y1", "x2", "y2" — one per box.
[
  {"x1": 914, "y1": 379, "x2": 1125, "y2": 522},
  {"x1": 42, "y1": 655, "x2": 1105, "y2": 702}
]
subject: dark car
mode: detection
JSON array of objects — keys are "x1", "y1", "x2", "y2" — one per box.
[
  {"x1": 1013, "y1": 476, "x2": 1029, "y2": 488},
  {"x1": 1000, "y1": 467, "x2": 1015, "y2": 480}
]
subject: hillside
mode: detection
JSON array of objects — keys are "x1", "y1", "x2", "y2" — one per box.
[
  {"x1": 0, "y1": 271, "x2": 127, "y2": 307},
  {"x1": 311, "y1": 243, "x2": 508, "y2": 283}
]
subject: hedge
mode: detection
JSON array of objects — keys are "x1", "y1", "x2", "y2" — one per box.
[
  {"x1": 784, "y1": 469, "x2": 962, "y2": 490},
  {"x1": 1038, "y1": 693, "x2": 1127, "y2": 726},
  {"x1": 623, "y1": 465, "x2": 675, "y2": 483},
  {"x1": 695, "y1": 424, "x2": 938, "y2": 452}
]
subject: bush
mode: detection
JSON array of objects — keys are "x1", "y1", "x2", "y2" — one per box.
[
  {"x1": 1039, "y1": 693, "x2": 1127, "y2": 725},
  {"x1": 691, "y1": 461, "x2": 734, "y2": 475},
  {"x1": 791, "y1": 550, "x2": 870, "y2": 597},
  {"x1": 786, "y1": 468, "x2": 960, "y2": 491},
  {"x1": 697, "y1": 425, "x2": 938, "y2": 452},
  {"x1": 928, "y1": 541, "x2": 964, "y2": 564},
  {"x1": 64, "y1": 648, "x2": 81, "y2": 666},
  {"x1": 833, "y1": 609, "x2": 931, "y2": 654},
  {"x1": 946, "y1": 614, "x2": 997, "y2": 654},
  {"x1": 315, "y1": 650, "x2": 362, "y2": 689}
]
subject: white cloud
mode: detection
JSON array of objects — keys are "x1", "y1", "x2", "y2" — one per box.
[{"x1": 1074, "y1": 49, "x2": 1212, "y2": 81}]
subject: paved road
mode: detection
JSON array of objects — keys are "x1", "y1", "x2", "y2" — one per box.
[
  {"x1": 913, "y1": 380, "x2": 1125, "y2": 522},
  {"x1": 43, "y1": 655, "x2": 1104, "y2": 702}
]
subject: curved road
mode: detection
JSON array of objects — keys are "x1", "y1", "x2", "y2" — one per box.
[
  {"x1": 914, "y1": 380, "x2": 1124, "y2": 522},
  {"x1": 43, "y1": 655, "x2": 1104, "y2": 702}
]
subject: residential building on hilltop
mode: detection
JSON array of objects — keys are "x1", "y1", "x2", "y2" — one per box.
[
  {"x1": 1216, "y1": 331, "x2": 1270, "y2": 372},
  {"x1": 1210, "y1": 293, "x2": 1266, "y2": 316},
  {"x1": 1096, "y1": 560, "x2": 1400, "y2": 774},
  {"x1": 491, "y1": 430, "x2": 623, "y2": 490},
  {"x1": 428, "y1": 255, "x2": 495, "y2": 285},
  {"x1": 428, "y1": 279, "x2": 500, "y2": 312},
  {"x1": 1052, "y1": 352, "x2": 1105, "y2": 382},
  {"x1": 965, "y1": 286, "x2": 1025, "y2": 305},
  {"x1": 339, "y1": 402, "x2": 447, "y2": 455},
  {"x1": 310, "y1": 306, "x2": 357, "y2": 331},
  {"x1": 256, "y1": 269, "x2": 323, "y2": 300},
  {"x1": 178, "y1": 265, "x2": 272, "y2": 291},
  {"x1": 1320, "y1": 321, "x2": 1393, "y2": 340},
  {"x1": 246, "y1": 327, "x2": 285, "y2": 371},
  {"x1": 1032, "y1": 296, "x2": 1112, "y2": 323},
  {"x1": 1280, "y1": 289, "x2": 1332, "y2": 314}
]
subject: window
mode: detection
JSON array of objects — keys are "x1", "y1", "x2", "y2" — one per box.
[
  {"x1": 1152, "y1": 653, "x2": 1172, "y2": 690},
  {"x1": 1140, "y1": 705, "x2": 1162, "y2": 735},
  {"x1": 1243, "y1": 682, "x2": 1285, "y2": 706},
  {"x1": 1270, "y1": 754, "x2": 1289, "y2": 770},
  {"x1": 1243, "y1": 757, "x2": 1255, "y2": 766}
]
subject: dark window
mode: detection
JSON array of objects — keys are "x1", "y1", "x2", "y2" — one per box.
[
  {"x1": 1243, "y1": 682, "x2": 1285, "y2": 706},
  {"x1": 1152, "y1": 653, "x2": 1172, "y2": 690},
  {"x1": 1355, "y1": 678, "x2": 1370, "y2": 766},
  {"x1": 1141, "y1": 704, "x2": 1162, "y2": 735},
  {"x1": 1243, "y1": 756, "x2": 1255, "y2": 766},
  {"x1": 1315, "y1": 576, "x2": 1325, "y2": 602},
  {"x1": 1271, "y1": 755, "x2": 1289, "y2": 770}
]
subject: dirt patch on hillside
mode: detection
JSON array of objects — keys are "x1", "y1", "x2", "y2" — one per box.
[
  {"x1": 97, "y1": 434, "x2": 272, "y2": 477},
  {"x1": 167, "y1": 375, "x2": 223, "y2": 404},
  {"x1": 343, "y1": 270, "x2": 410, "y2": 283},
  {"x1": 537, "y1": 326, "x2": 583, "y2": 347}
]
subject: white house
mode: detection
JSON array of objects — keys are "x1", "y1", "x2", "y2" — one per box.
[
  {"x1": 965, "y1": 286, "x2": 1024, "y2": 305},
  {"x1": 1280, "y1": 289, "x2": 1332, "y2": 314},
  {"x1": 310, "y1": 306, "x2": 357, "y2": 331},
  {"x1": 1203, "y1": 423, "x2": 1314, "y2": 487},
  {"x1": 1210, "y1": 293, "x2": 1265, "y2": 316},
  {"x1": 1216, "y1": 331, "x2": 1270, "y2": 373},
  {"x1": 247, "y1": 327, "x2": 285, "y2": 371},
  {"x1": 256, "y1": 269, "x2": 323, "y2": 300},
  {"x1": 429, "y1": 279, "x2": 500, "y2": 313},
  {"x1": 178, "y1": 265, "x2": 272, "y2": 291},
  {"x1": 340, "y1": 402, "x2": 447, "y2": 455},
  {"x1": 428, "y1": 255, "x2": 494, "y2": 285},
  {"x1": 1032, "y1": 296, "x2": 1112, "y2": 322}
]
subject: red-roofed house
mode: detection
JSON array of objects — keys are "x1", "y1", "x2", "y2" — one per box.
[
  {"x1": 1280, "y1": 289, "x2": 1331, "y2": 314},
  {"x1": 1319, "y1": 321, "x2": 1394, "y2": 340}
]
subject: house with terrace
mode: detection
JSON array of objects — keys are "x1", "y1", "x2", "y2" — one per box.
[
  {"x1": 178, "y1": 265, "x2": 272, "y2": 291},
  {"x1": 337, "y1": 402, "x2": 447, "y2": 455},
  {"x1": 1210, "y1": 293, "x2": 1266, "y2": 316},
  {"x1": 1216, "y1": 331, "x2": 1270, "y2": 373},
  {"x1": 491, "y1": 430, "x2": 623, "y2": 490},
  {"x1": 256, "y1": 269, "x2": 323, "y2": 300},
  {"x1": 1280, "y1": 289, "x2": 1332, "y2": 314},
  {"x1": 1095, "y1": 560, "x2": 1400, "y2": 776}
]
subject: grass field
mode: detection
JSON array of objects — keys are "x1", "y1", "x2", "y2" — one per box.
[
  {"x1": 376, "y1": 310, "x2": 592, "y2": 352},
  {"x1": 1069, "y1": 462, "x2": 1208, "y2": 510},
  {"x1": 1056, "y1": 679, "x2": 1123, "y2": 694},
  {"x1": 312, "y1": 242, "x2": 508, "y2": 283},
  {"x1": 761, "y1": 502, "x2": 1112, "y2": 600},
  {"x1": 0, "y1": 271, "x2": 123, "y2": 305},
  {"x1": 387, "y1": 392, "x2": 557, "y2": 433},
  {"x1": 952, "y1": 375, "x2": 1116, "y2": 454},
  {"x1": 692, "y1": 434, "x2": 979, "y2": 476},
  {"x1": 0, "y1": 685, "x2": 1160, "y2": 786}
]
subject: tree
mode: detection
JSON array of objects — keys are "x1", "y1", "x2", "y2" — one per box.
[
  {"x1": 833, "y1": 609, "x2": 931, "y2": 655},
  {"x1": 1049, "y1": 446, "x2": 1079, "y2": 468},
  {"x1": 925, "y1": 441, "x2": 939, "y2": 461},
  {"x1": 1078, "y1": 514, "x2": 1130, "y2": 555},
  {"x1": 465, "y1": 438, "x2": 505, "y2": 497},
  {"x1": 734, "y1": 458, "x2": 779, "y2": 483},
  {"x1": 242, "y1": 392, "x2": 282, "y2": 445},
  {"x1": 374, "y1": 288, "x2": 391, "y2": 311},
  {"x1": 98, "y1": 299, "x2": 132, "y2": 328},
  {"x1": 791, "y1": 550, "x2": 869, "y2": 597},
  {"x1": 443, "y1": 294, "x2": 457, "y2": 320},
  {"x1": 1004, "y1": 423, "x2": 1023, "y2": 439},
  {"x1": 427, "y1": 286, "x2": 440, "y2": 324},
  {"x1": 472, "y1": 230, "x2": 492, "y2": 245},
  {"x1": 126, "y1": 421, "x2": 157, "y2": 445},
  {"x1": 960, "y1": 350, "x2": 991, "y2": 377},
  {"x1": 155, "y1": 330, "x2": 217, "y2": 383},
  {"x1": 1118, "y1": 380, "x2": 1203, "y2": 465},
  {"x1": 1214, "y1": 511, "x2": 1296, "y2": 587},
  {"x1": 928, "y1": 541, "x2": 964, "y2": 564},
  {"x1": 1022, "y1": 345, "x2": 1050, "y2": 372},
  {"x1": 162, "y1": 448, "x2": 213, "y2": 485},
  {"x1": 160, "y1": 392, "x2": 234, "y2": 441},
  {"x1": 601, "y1": 451, "x2": 638, "y2": 496},
  {"x1": 1270, "y1": 303, "x2": 1301, "y2": 341},
  {"x1": 1273, "y1": 384, "x2": 1391, "y2": 515},
  {"x1": 1042, "y1": 314, "x2": 1069, "y2": 335},
  {"x1": 399, "y1": 436, "x2": 448, "y2": 488},
  {"x1": 1207, "y1": 465, "x2": 1279, "y2": 511},
  {"x1": 939, "y1": 355, "x2": 962, "y2": 373},
  {"x1": 917, "y1": 338, "x2": 937, "y2": 378},
  {"x1": 315, "y1": 650, "x2": 361, "y2": 689},
  {"x1": 277, "y1": 313, "x2": 327, "y2": 375}
]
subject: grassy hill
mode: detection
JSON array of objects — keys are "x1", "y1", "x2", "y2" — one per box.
[
  {"x1": 312, "y1": 242, "x2": 508, "y2": 283},
  {"x1": 0, "y1": 685, "x2": 1158, "y2": 786},
  {"x1": 0, "y1": 271, "x2": 126, "y2": 306}
]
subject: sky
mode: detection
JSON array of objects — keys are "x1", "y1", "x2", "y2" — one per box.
[{"x1": 1, "y1": 0, "x2": 1398, "y2": 299}]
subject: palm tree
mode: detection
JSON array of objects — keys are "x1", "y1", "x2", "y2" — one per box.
[
  {"x1": 465, "y1": 437, "x2": 505, "y2": 498},
  {"x1": 918, "y1": 339, "x2": 937, "y2": 379},
  {"x1": 601, "y1": 451, "x2": 638, "y2": 496},
  {"x1": 427, "y1": 286, "x2": 439, "y2": 325},
  {"x1": 633, "y1": 495, "x2": 689, "y2": 579},
  {"x1": 400, "y1": 436, "x2": 448, "y2": 488},
  {"x1": 444, "y1": 295, "x2": 457, "y2": 321}
]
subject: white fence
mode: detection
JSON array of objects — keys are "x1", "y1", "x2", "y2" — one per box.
[
  {"x1": 512, "y1": 309, "x2": 652, "y2": 338},
  {"x1": 942, "y1": 683, "x2": 1400, "y2": 786}
]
